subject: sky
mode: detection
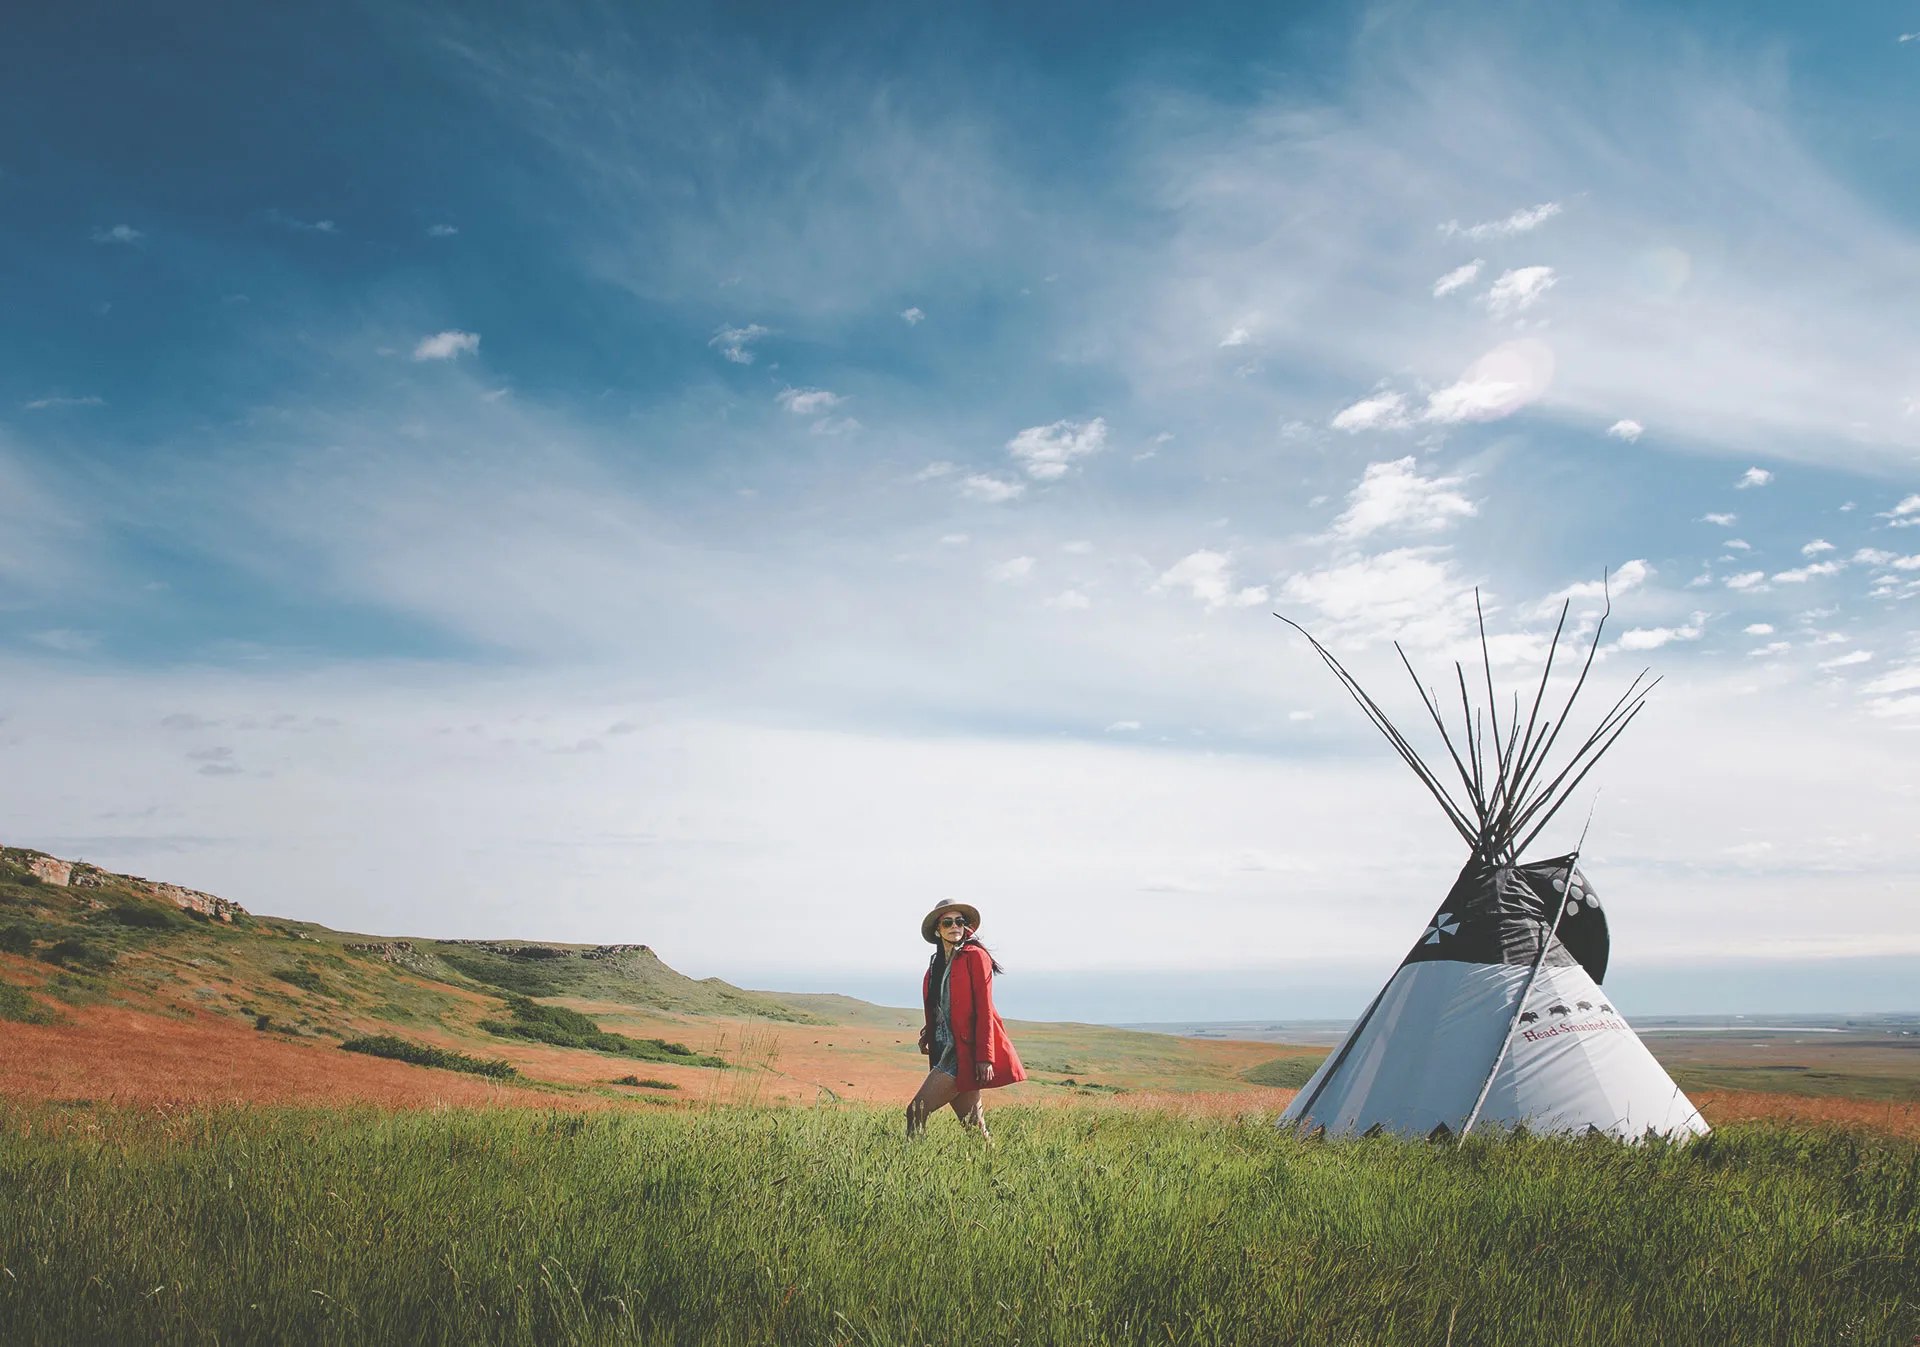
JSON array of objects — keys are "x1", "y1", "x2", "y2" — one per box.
[{"x1": 4, "y1": 0, "x2": 1920, "y2": 1020}]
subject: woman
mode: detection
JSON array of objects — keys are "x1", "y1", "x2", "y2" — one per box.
[{"x1": 908, "y1": 901, "x2": 1025, "y2": 1138}]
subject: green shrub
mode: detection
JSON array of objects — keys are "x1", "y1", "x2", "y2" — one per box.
[
  {"x1": 103, "y1": 903, "x2": 182, "y2": 930},
  {"x1": 0, "y1": 980, "x2": 57, "y2": 1025},
  {"x1": 272, "y1": 966, "x2": 325, "y2": 994},
  {"x1": 438, "y1": 953, "x2": 563, "y2": 997},
  {"x1": 0, "y1": 924, "x2": 34, "y2": 956},
  {"x1": 44, "y1": 939, "x2": 114, "y2": 971},
  {"x1": 612, "y1": 1075, "x2": 679, "y2": 1090},
  {"x1": 480, "y1": 997, "x2": 724, "y2": 1065},
  {"x1": 338, "y1": 1035, "x2": 517, "y2": 1079}
]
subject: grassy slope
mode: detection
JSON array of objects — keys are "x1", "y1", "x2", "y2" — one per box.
[{"x1": 2, "y1": 1101, "x2": 1917, "y2": 1346}]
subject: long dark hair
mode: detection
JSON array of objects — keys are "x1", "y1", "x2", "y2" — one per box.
[{"x1": 926, "y1": 929, "x2": 1005, "y2": 1017}]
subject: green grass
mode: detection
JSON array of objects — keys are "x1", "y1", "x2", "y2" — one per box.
[
  {"x1": 479, "y1": 997, "x2": 726, "y2": 1066},
  {"x1": 339, "y1": 1035, "x2": 519, "y2": 1079},
  {"x1": 1241, "y1": 1055, "x2": 1328, "y2": 1088},
  {"x1": 1669, "y1": 1064, "x2": 1920, "y2": 1104},
  {"x1": 1, "y1": 1103, "x2": 1916, "y2": 1345}
]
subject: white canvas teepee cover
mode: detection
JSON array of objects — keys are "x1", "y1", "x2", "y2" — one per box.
[{"x1": 1281, "y1": 859, "x2": 1707, "y2": 1141}]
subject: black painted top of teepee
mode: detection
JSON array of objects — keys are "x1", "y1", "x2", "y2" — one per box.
[{"x1": 1403, "y1": 855, "x2": 1610, "y2": 984}]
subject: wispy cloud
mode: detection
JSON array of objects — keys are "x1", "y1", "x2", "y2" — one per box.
[
  {"x1": 1607, "y1": 419, "x2": 1643, "y2": 441},
  {"x1": 426, "y1": 223, "x2": 459, "y2": 237},
  {"x1": 265, "y1": 209, "x2": 337, "y2": 233},
  {"x1": 1152, "y1": 550, "x2": 1269, "y2": 611},
  {"x1": 1006, "y1": 417, "x2": 1106, "y2": 480},
  {"x1": 413, "y1": 330, "x2": 481, "y2": 361},
  {"x1": 1330, "y1": 391, "x2": 1411, "y2": 432},
  {"x1": 709, "y1": 324, "x2": 770, "y2": 364},
  {"x1": 989, "y1": 556, "x2": 1035, "y2": 583},
  {"x1": 776, "y1": 387, "x2": 843, "y2": 416},
  {"x1": 1701, "y1": 512, "x2": 1737, "y2": 526},
  {"x1": 1484, "y1": 265, "x2": 1557, "y2": 315},
  {"x1": 90, "y1": 224, "x2": 143, "y2": 245},
  {"x1": 1441, "y1": 201, "x2": 1562, "y2": 240},
  {"x1": 23, "y1": 395, "x2": 104, "y2": 410},
  {"x1": 1737, "y1": 467, "x2": 1773, "y2": 489},
  {"x1": 1432, "y1": 260, "x2": 1482, "y2": 297},
  {"x1": 1882, "y1": 494, "x2": 1920, "y2": 527},
  {"x1": 1331, "y1": 458, "x2": 1476, "y2": 540},
  {"x1": 900, "y1": 307, "x2": 925, "y2": 325},
  {"x1": 1422, "y1": 339, "x2": 1554, "y2": 423},
  {"x1": 959, "y1": 474, "x2": 1024, "y2": 503},
  {"x1": 1614, "y1": 614, "x2": 1705, "y2": 651},
  {"x1": 1772, "y1": 560, "x2": 1845, "y2": 583}
]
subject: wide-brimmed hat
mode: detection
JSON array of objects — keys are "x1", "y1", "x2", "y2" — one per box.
[{"x1": 921, "y1": 901, "x2": 982, "y2": 945}]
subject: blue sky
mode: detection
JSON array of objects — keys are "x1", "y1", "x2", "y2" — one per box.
[{"x1": 4, "y1": 0, "x2": 1920, "y2": 1018}]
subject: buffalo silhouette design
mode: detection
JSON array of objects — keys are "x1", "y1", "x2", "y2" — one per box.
[
  {"x1": 1548, "y1": 1003, "x2": 1571, "y2": 1016},
  {"x1": 1518, "y1": 1011, "x2": 1538, "y2": 1023}
]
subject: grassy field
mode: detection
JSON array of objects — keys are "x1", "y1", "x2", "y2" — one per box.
[{"x1": 3, "y1": 1101, "x2": 1917, "y2": 1346}]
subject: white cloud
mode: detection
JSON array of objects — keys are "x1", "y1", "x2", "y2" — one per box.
[
  {"x1": 900, "y1": 307, "x2": 925, "y2": 325},
  {"x1": 1749, "y1": 641, "x2": 1791, "y2": 657},
  {"x1": 1616, "y1": 615, "x2": 1705, "y2": 651},
  {"x1": 1331, "y1": 457, "x2": 1476, "y2": 541},
  {"x1": 1853, "y1": 548, "x2": 1894, "y2": 565},
  {"x1": 1884, "y1": 494, "x2": 1920, "y2": 526},
  {"x1": 23, "y1": 395, "x2": 104, "y2": 410},
  {"x1": 1724, "y1": 539, "x2": 1751, "y2": 551},
  {"x1": 1724, "y1": 571, "x2": 1767, "y2": 590},
  {"x1": 1736, "y1": 467, "x2": 1774, "y2": 489},
  {"x1": 1219, "y1": 324, "x2": 1254, "y2": 347},
  {"x1": 1606, "y1": 419, "x2": 1643, "y2": 441},
  {"x1": 1743, "y1": 623, "x2": 1774, "y2": 636},
  {"x1": 1103, "y1": 721, "x2": 1141, "y2": 732},
  {"x1": 426, "y1": 224, "x2": 459, "y2": 237},
  {"x1": 1864, "y1": 666, "x2": 1920, "y2": 696},
  {"x1": 1701, "y1": 513, "x2": 1737, "y2": 526},
  {"x1": 989, "y1": 556, "x2": 1035, "y2": 583},
  {"x1": 1771, "y1": 561, "x2": 1844, "y2": 583},
  {"x1": 1422, "y1": 338, "x2": 1555, "y2": 423},
  {"x1": 1441, "y1": 202, "x2": 1562, "y2": 240},
  {"x1": 1801, "y1": 539, "x2": 1835, "y2": 555},
  {"x1": 1331, "y1": 391, "x2": 1412, "y2": 432},
  {"x1": 939, "y1": 533, "x2": 968, "y2": 544},
  {"x1": 776, "y1": 387, "x2": 843, "y2": 416},
  {"x1": 1043, "y1": 589, "x2": 1091, "y2": 611},
  {"x1": 90, "y1": 224, "x2": 144, "y2": 245},
  {"x1": 412, "y1": 330, "x2": 481, "y2": 361},
  {"x1": 1432, "y1": 260, "x2": 1483, "y2": 297},
  {"x1": 1288, "y1": 710, "x2": 1314, "y2": 721},
  {"x1": 1277, "y1": 548, "x2": 1474, "y2": 647},
  {"x1": 959, "y1": 475, "x2": 1024, "y2": 503},
  {"x1": 709, "y1": 324, "x2": 771, "y2": 364},
  {"x1": 1060, "y1": 540, "x2": 1094, "y2": 554},
  {"x1": 914, "y1": 461, "x2": 955, "y2": 480},
  {"x1": 1152, "y1": 550, "x2": 1269, "y2": 610},
  {"x1": 1818, "y1": 651, "x2": 1874, "y2": 670},
  {"x1": 1006, "y1": 417, "x2": 1106, "y2": 480},
  {"x1": 1484, "y1": 266, "x2": 1558, "y2": 315},
  {"x1": 1547, "y1": 558, "x2": 1651, "y2": 604}
]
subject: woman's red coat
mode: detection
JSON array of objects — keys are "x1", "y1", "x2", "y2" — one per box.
[{"x1": 923, "y1": 944, "x2": 1026, "y2": 1089}]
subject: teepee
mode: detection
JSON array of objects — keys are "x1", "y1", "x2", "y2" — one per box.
[{"x1": 1276, "y1": 591, "x2": 1707, "y2": 1142}]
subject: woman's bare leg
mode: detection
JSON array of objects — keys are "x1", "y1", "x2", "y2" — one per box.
[
  {"x1": 906, "y1": 1070, "x2": 960, "y2": 1137},
  {"x1": 949, "y1": 1089, "x2": 989, "y2": 1139}
]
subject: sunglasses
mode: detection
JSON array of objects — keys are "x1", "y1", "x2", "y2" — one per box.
[{"x1": 937, "y1": 915, "x2": 970, "y2": 928}]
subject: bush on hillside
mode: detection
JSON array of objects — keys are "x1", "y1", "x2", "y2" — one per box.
[
  {"x1": 481, "y1": 997, "x2": 724, "y2": 1066},
  {"x1": 0, "y1": 980, "x2": 58, "y2": 1025},
  {"x1": 273, "y1": 966, "x2": 327, "y2": 994},
  {"x1": 0, "y1": 924, "x2": 34, "y2": 956},
  {"x1": 439, "y1": 953, "x2": 563, "y2": 998},
  {"x1": 103, "y1": 903, "x2": 183, "y2": 930},
  {"x1": 339, "y1": 1035, "x2": 517, "y2": 1079},
  {"x1": 612, "y1": 1075, "x2": 679, "y2": 1089},
  {"x1": 44, "y1": 939, "x2": 114, "y2": 971}
]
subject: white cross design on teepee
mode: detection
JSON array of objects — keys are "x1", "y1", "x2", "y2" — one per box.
[{"x1": 1422, "y1": 912, "x2": 1460, "y2": 944}]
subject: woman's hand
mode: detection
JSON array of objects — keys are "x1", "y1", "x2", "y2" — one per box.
[
  {"x1": 918, "y1": 1028, "x2": 931, "y2": 1056},
  {"x1": 973, "y1": 1061, "x2": 993, "y2": 1086}
]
